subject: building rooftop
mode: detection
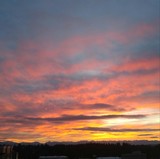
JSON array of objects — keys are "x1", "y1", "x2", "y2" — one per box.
[
  {"x1": 97, "y1": 157, "x2": 121, "y2": 159},
  {"x1": 39, "y1": 156, "x2": 68, "y2": 159}
]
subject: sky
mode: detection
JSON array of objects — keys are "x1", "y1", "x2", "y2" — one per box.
[{"x1": 0, "y1": 0, "x2": 159, "y2": 143}]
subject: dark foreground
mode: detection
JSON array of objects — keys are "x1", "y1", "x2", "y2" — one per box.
[{"x1": 11, "y1": 143, "x2": 160, "y2": 159}]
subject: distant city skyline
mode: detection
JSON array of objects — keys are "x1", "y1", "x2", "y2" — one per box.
[{"x1": 0, "y1": 0, "x2": 159, "y2": 142}]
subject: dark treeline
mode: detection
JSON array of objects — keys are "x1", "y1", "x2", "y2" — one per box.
[{"x1": 13, "y1": 143, "x2": 160, "y2": 159}]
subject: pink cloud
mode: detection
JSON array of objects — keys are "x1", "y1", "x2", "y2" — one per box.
[{"x1": 109, "y1": 57, "x2": 159, "y2": 72}]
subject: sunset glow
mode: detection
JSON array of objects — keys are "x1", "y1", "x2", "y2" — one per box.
[{"x1": 0, "y1": 0, "x2": 159, "y2": 143}]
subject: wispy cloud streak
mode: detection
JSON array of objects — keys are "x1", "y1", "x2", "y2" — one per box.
[{"x1": 75, "y1": 127, "x2": 160, "y2": 132}]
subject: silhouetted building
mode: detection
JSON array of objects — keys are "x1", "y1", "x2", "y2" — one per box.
[
  {"x1": 121, "y1": 151, "x2": 146, "y2": 159},
  {"x1": 39, "y1": 156, "x2": 68, "y2": 159},
  {"x1": 0, "y1": 146, "x2": 18, "y2": 159},
  {"x1": 97, "y1": 157, "x2": 121, "y2": 159}
]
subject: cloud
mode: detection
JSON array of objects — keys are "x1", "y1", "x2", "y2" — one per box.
[
  {"x1": 86, "y1": 103, "x2": 127, "y2": 111},
  {"x1": 75, "y1": 127, "x2": 160, "y2": 132},
  {"x1": 0, "y1": 131, "x2": 43, "y2": 140},
  {"x1": 0, "y1": 114, "x2": 147, "y2": 126},
  {"x1": 109, "y1": 57, "x2": 159, "y2": 73},
  {"x1": 25, "y1": 114, "x2": 146, "y2": 123},
  {"x1": 137, "y1": 134, "x2": 154, "y2": 136},
  {"x1": 0, "y1": 99, "x2": 132, "y2": 122}
]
